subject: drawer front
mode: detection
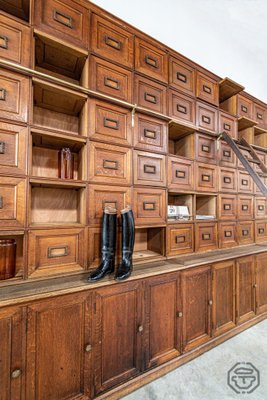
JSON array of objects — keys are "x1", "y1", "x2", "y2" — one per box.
[
  {"x1": 133, "y1": 151, "x2": 166, "y2": 187},
  {"x1": 34, "y1": 0, "x2": 89, "y2": 48},
  {"x1": 237, "y1": 221, "x2": 254, "y2": 245},
  {"x1": 0, "y1": 69, "x2": 29, "y2": 123},
  {"x1": 133, "y1": 188, "x2": 166, "y2": 225},
  {"x1": 254, "y1": 103, "x2": 266, "y2": 128},
  {"x1": 220, "y1": 141, "x2": 236, "y2": 167},
  {"x1": 167, "y1": 224, "x2": 194, "y2": 256},
  {"x1": 196, "y1": 72, "x2": 219, "y2": 106},
  {"x1": 238, "y1": 171, "x2": 253, "y2": 193},
  {"x1": 255, "y1": 221, "x2": 267, "y2": 243},
  {"x1": 168, "y1": 90, "x2": 196, "y2": 125},
  {"x1": 219, "y1": 112, "x2": 237, "y2": 140},
  {"x1": 195, "y1": 134, "x2": 216, "y2": 164},
  {"x1": 88, "y1": 185, "x2": 131, "y2": 225},
  {"x1": 90, "y1": 56, "x2": 133, "y2": 103},
  {"x1": 169, "y1": 56, "x2": 195, "y2": 96},
  {"x1": 88, "y1": 99, "x2": 132, "y2": 147},
  {"x1": 89, "y1": 142, "x2": 132, "y2": 186},
  {"x1": 134, "y1": 75, "x2": 167, "y2": 114},
  {"x1": 219, "y1": 168, "x2": 237, "y2": 193},
  {"x1": 0, "y1": 14, "x2": 31, "y2": 67},
  {"x1": 28, "y1": 228, "x2": 87, "y2": 277},
  {"x1": 195, "y1": 163, "x2": 217, "y2": 193},
  {"x1": 237, "y1": 148, "x2": 251, "y2": 169},
  {"x1": 196, "y1": 102, "x2": 218, "y2": 133},
  {"x1": 0, "y1": 177, "x2": 26, "y2": 228},
  {"x1": 218, "y1": 194, "x2": 237, "y2": 220},
  {"x1": 238, "y1": 196, "x2": 254, "y2": 220},
  {"x1": 168, "y1": 156, "x2": 194, "y2": 191},
  {"x1": 255, "y1": 198, "x2": 266, "y2": 219},
  {"x1": 254, "y1": 178, "x2": 266, "y2": 196},
  {"x1": 135, "y1": 37, "x2": 168, "y2": 83},
  {"x1": 219, "y1": 222, "x2": 237, "y2": 249},
  {"x1": 91, "y1": 14, "x2": 134, "y2": 68},
  {"x1": 0, "y1": 122, "x2": 27, "y2": 175},
  {"x1": 255, "y1": 151, "x2": 266, "y2": 174},
  {"x1": 237, "y1": 95, "x2": 253, "y2": 119},
  {"x1": 195, "y1": 222, "x2": 218, "y2": 252},
  {"x1": 134, "y1": 114, "x2": 167, "y2": 153}
]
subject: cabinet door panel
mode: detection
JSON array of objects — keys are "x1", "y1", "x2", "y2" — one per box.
[
  {"x1": 236, "y1": 256, "x2": 256, "y2": 324},
  {"x1": 256, "y1": 254, "x2": 267, "y2": 314}
]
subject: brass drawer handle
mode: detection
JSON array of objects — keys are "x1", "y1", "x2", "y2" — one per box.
[
  {"x1": 176, "y1": 235, "x2": 185, "y2": 244},
  {"x1": 85, "y1": 344, "x2": 92, "y2": 353},
  {"x1": 242, "y1": 229, "x2": 249, "y2": 236},
  {"x1": 202, "y1": 233, "x2": 211, "y2": 240},
  {"x1": 223, "y1": 176, "x2": 232, "y2": 184},
  {"x1": 144, "y1": 129, "x2": 156, "y2": 139},
  {"x1": 177, "y1": 104, "x2": 187, "y2": 114},
  {"x1": 223, "y1": 123, "x2": 231, "y2": 131},
  {"x1": 258, "y1": 205, "x2": 265, "y2": 211},
  {"x1": 201, "y1": 144, "x2": 210, "y2": 153},
  {"x1": 144, "y1": 164, "x2": 156, "y2": 174},
  {"x1": 257, "y1": 112, "x2": 263, "y2": 120},
  {"x1": 104, "y1": 35, "x2": 121, "y2": 50},
  {"x1": 242, "y1": 204, "x2": 248, "y2": 211},
  {"x1": 0, "y1": 141, "x2": 6, "y2": 154},
  {"x1": 0, "y1": 88, "x2": 6, "y2": 101},
  {"x1": 11, "y1": 369, "x2": 22, "y2": 379},
  {"x1": 241, "y1": 105, "x2": 248, "y2": 113},
  {"x1": 104, "y1": 77, "x2": 120, "y2": 90},
  {"x1": 203, "y1": 85, "x2": 212, "y2": 94},
  {"x1": 53, "y1": 10, "x2": 73, "y2": 28},
  {"x1": 224, "y1": 230, "x2": 232, "y2": 238},
  {"x1": 103, "y1": 159, "x2": 118, "y2": 170},
  {"x1": 202, "y1": 174, "x2": 211, "y2": 182},
  {"x1": 103, "y1": 117, "x2": 119, "y2": 130},
  {"x1": 102, "y1": 200, "x2": 118, "y2": 210},
  {"x1": 145, "y1": 55, "x2": 158, "y2": 69},
  {"x1": 145, "y1": 92, "x2": 157, "y2": 104},
  {"x1": 223, "y1": 204, "x2": 231, "y2": 211},
  {"x1": 241, "y1": 179, "x2": 248, "y2": 186},
  {"x1": 176, "y1": 170, "x2": 186, "y2": 179},
  {"x1": 143, "y1": 202, "x2": 156, "y2": 211},
  {"x1": 0, "y1": 35, "x2": 8, "y2": 49},
  {"x1": 138, "y1": 325, "x2": 143, "y2": 333},
  {"x1": 208, "y1": 299, "x2": 213, "y2": 306},
  {"x1": 177, "y1": 311, "x2": 183, "y2": 318},
  {"x1": 0, "y1": 196, "x2": 3, "y2": 209},
  {"x1": 258, "y1": 228, "x2": 265, "y2": 234},
  {"x1": 253, "y1": 283, "x2": 257, "y2": 288},
  {"x1": 223, "y1": 150, "x2": 231, "y2": 158},
  {"x1": 48, "y1": 245, "x2": 69, "y2": 258},
  {"x1": 202, "y1": 115, "x2": 211, "y2": 124},
  {"x1": 177, "y1": 72, "x2": 187, "y2": 83}
]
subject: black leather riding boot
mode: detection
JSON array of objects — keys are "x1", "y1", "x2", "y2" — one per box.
[
  {"x1": 115, "y1": 206, "x2": 135, "y2": 281},
  {"x1": 88, "y1": 207, "x2": 117, "y2": 282}
]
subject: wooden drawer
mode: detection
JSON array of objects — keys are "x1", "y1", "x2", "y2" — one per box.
[
  {"x1": 255, "y1": 150, "x2": 266, "y2": 174},
  {"x1": 237, "y1": 94, "x2": 253, "y2": 119},
  {"x1": 0, "y1": 14, "x2": 31, "y2": 67},
  {"x1": 0, "y1": 176, "x2": 26, "y2": 228},
  {"x1": 0, "y1": 122, "x2": 27, "y2": 176},
  {"x1": 88, "y1": 99, "x2": 132, "y2": 147},
  {"x1": 237, "y1": 147, "x2": 251, "y2": 169},
  {"x1": 255, "y1": 198, "x2": 266, "y2": 219},
  {"x1": 135, "y1": 37, "x2": 168, "y2": 83},
  {"x1": 195, "y1": 133, "x2": 216, "y2": 164},
  {"x1": 237, "y1": 195, "x2": 254, "y2": 220},
  {"x1": 237, "y1": 221, "x2": 254, "y2": 245},
  {"x1": 195, "y1": 163, "x2": 217, "y2": 193},
  {"x1": 89, "y1": 142, "x2": 132, "y2": 186},
  {"x1": 196, "y1": 72, "x2": 218, "y2": 106},
  {"x1": 219, "y1": 167, "x2": 237, "y2": 193},
  {"x1": 0, "y1": 69, "x2": 29, "y2": 123},
  {"x1": 254, "y1": 103, "x2": 266, "y2": 128},
  {"x1": 254, "y1": 178, "x2": 266, "y2": 196},
  {"x1": 33, "y1": 0, "x2": 89, "y2": 48},
  {"x1": 133, "y1": 151, "x2": 166, "y2": 187},
  {"x1": 133, "y1": 188, "x2": 166, "y2": 226},
  {"x1": 255, "y1": 221, "x2": 267, "y2": 243},
  {"x1": 168, "y1": 156, "x2": 194, "y2": 191},
  {"x1": 90, "y1": 56, "x2": 132, "y2": 103},
  {"x1": 219, "y1": 112, "x2": 237, "y2": 139},
  {"x1": 91, "y1": 13, "x2": 134, "y2": 68},
  {"x1": 219, "y1": 141, "x2": 237, "y2": 168},
  {"x1": 196, "y1": 102, "x2": 218, "y2": 133},
  {"x1": 195, "y1": 222, "x2": 218, "y2": 252},
  {"x1": 219, "y1": 222, "x2": 237, "y2": 249},
  {"x1": 238, "y1": 171, "x2": 253, "y2": 193},
  {"x1": 133, "y1": 113, "x2": 168, "y2": 153},
  {"x1": 168, "y1": 90, "x2": 195, "y2": 125},
  {"x1": 167, "y1": 224, "x2": 194, "y2": 256},
  {"x1": 28, "y1": 228, "x2": 87, "y2": 278},
  {"x1": 169, "y1": 56, "x2": 195, "y2": 96},
  {"x1": 134, "y1": 75, "x2": 167, "y2": 114},
  {"x1": 88, "y1": 185, "x2": 131, "y2": 226},
  {"x1": 218, "y1": 194, "x2": 237, "y2": 220}
]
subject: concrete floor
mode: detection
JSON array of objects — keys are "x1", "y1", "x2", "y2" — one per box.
[{"x1": 123, "y1": 319, "x2": 267, "y2": 400}]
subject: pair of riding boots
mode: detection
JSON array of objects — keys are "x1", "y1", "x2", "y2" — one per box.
[{"x1": 88, "y1": 206, "x2": 135, "y2": 282}]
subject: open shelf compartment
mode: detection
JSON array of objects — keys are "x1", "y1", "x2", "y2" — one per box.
[
  {"x1": 196, "y1": 194, "x2": 217, "y2": 221},
  {"x1": 0, "y1": 231, "x2": 25, "y2": 283},
  {"x1": 168, "y1": 122, "x2": 195, "y2": 159},
  {"x1": 168, "y1": 193, "x2": 194, "y2": 223},
  {"x1": 133, "y1": 227, "x2": 165, "y2": 264}
]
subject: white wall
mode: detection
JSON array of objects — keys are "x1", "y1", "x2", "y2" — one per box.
[{"x1": 91, "y1": 0, "x2": 267, "y2": 103}]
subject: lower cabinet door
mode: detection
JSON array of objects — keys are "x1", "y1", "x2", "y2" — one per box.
[
  {"x1": 144, "y1": 273, "x2": 182, "y2": 369},
  {"x1": 256, "y1": 254, "x2": 267, "y2": 314},
  {"x1": 212, "y1": 261, "x2": 236, "y2": 336},
  {"x1": 236, "y1": 256, "x2": 256, "y2": 324},
  {"x1": 26, "y1": 293, "x2": 92, "y2": 400},
  {"x1": 0, "y1": 306, "x2": 25, "y2": 400},
  {"x1": 181, "y1": 265, "x2": 212, "y2": 352},
  {"x1": 93, "y1": 282, "x2": 143, "y2": 395}
]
